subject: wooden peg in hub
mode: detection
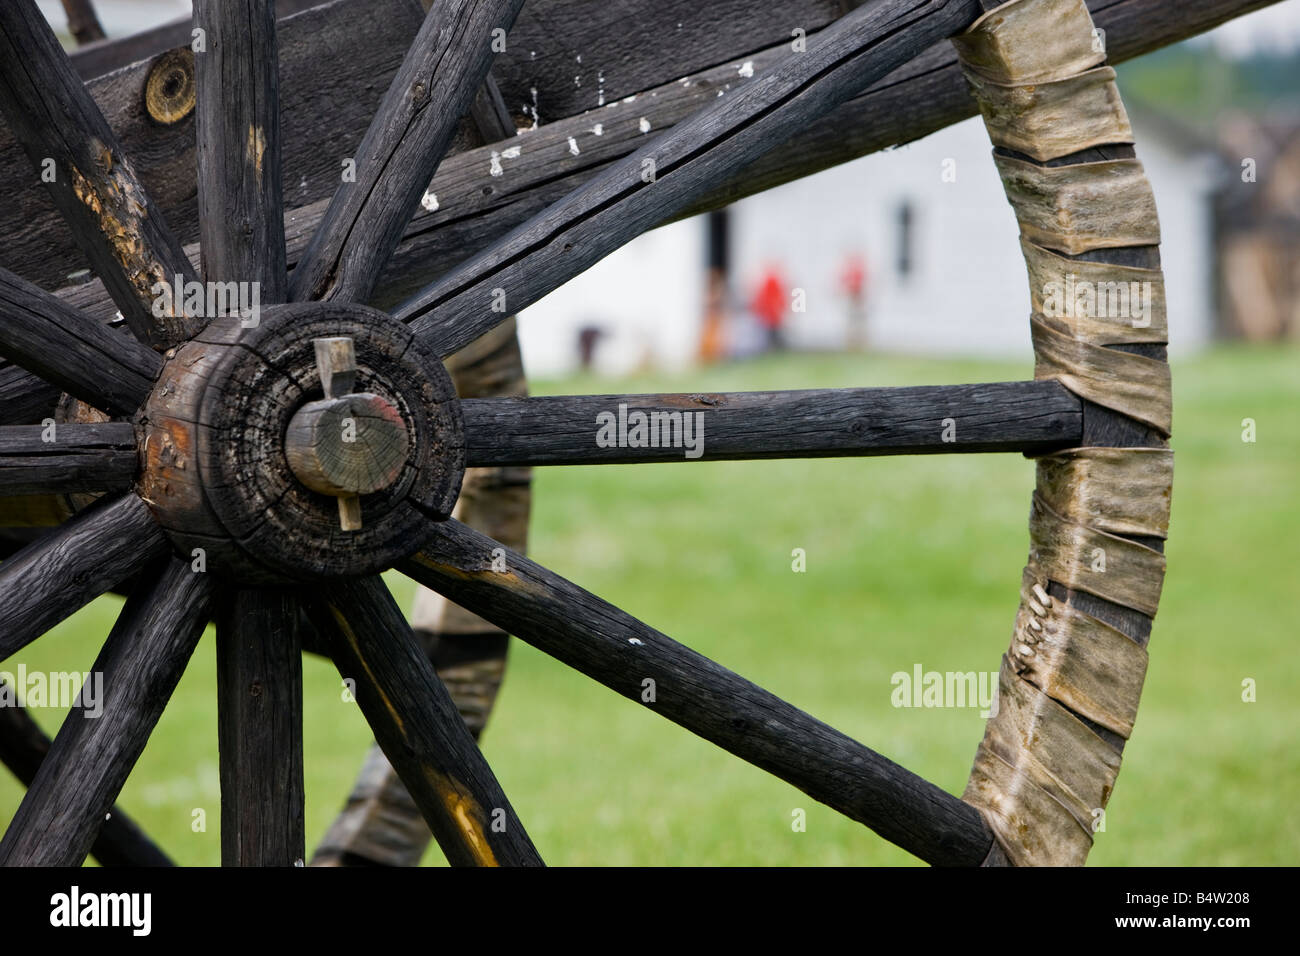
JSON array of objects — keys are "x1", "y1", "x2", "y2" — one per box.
[{"x1": 285, "y1": 337, "x2": 410, "y2": 531}]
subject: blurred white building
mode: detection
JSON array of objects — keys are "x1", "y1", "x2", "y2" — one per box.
[{"x1": 519, "y1": 110, "x2": 1223, "y2": 378}]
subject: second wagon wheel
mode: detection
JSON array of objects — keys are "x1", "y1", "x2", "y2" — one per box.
[{"x1": 0, "y1": 0, "x2": 1172, "y2": 867}]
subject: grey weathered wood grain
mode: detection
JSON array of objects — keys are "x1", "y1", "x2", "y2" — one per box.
[
  {"x1": 301, "y1": 575, "x2": 543, "y2": 866},
  {"x1": 468, "y1": 75, "x2": 514, "y2": 143},
  {"x1": 0, "y1": 493, "x2": 168, "y2": 665},
  {"x1": 461, "y1": 381, "x2": 1081, "y2": 466},
  {"x1": 0, "y1": 370, "x2": 60, "y2": 428},
  {"x1": 0, "y1": 678, "x2": 173, "y2": 866},
  {"x1": 0, "y1": 266, "x2": 159, "y2": 416},
  {"x1": 285, "y1": 393, "x2": 411, "y2": 496},
  {"x1": 402, "y1": 519, "x2": 994, "y2": 866},
  {"x1": 67, "y1": 0, "x2": 324, "y2": 80},
  {"x1": 0, "y1": 422, "x2": 136, "y2": 495},
  {"x1": 397, "y1": 0, "x2": 987, "y2": 356},
  {"x1": 0, "y1": 0, "x2": 200, "y2": 348},
  {"x1": 0, "y1": 555, "x2": 212, "y2": 866},
  {"x1": 0, "y1": 0, "x2": 427, "y2": 297},
  {"x1": 194, "y1": 0, "x2": 288, "y2": 304},
  {"x1": 489, "y1": 0, "x2": 849, "y2": 127},
  {"x1": 289, "y1": 0, "x2": 524, "y2": 305},
  {"x1": 216, "y1": 589, "x2": 305, "y2": 866}
]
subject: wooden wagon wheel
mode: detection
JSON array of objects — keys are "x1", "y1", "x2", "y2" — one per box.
[{"x1": 0, "y1": 0, "x2": 1172, "y2": 867}]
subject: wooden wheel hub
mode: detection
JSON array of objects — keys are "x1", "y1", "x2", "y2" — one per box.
[{"x1": 137, "y1": 302, "x2": 464, "y2": 583}]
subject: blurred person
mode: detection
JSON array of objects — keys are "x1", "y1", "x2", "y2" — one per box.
[
  {"x1": 839, "y1": 250, "x2": 870, "y2": 349},
  {"x1": 699, "y1": 209, "x2": 732, "y2": 363},
  {"x1": 751, "y1": 264, "x2": 789, "y2": 351},
  {"x1": 577, "y1": 325, "x2": 606, "y2": 371}
]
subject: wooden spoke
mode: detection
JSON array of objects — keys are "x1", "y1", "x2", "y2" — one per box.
[
  {"x1": 188, "y1": 0, "x2": 304, "y2": 853},
  {"x1": 0, "y1": 0, "x2": 200, "y2": 349},
  {"x1": 461, "y1": 380, "x2": 1082, "y2": 467},
  {"x1": 193, "y1": 18, "x2": 306, "y2": 866},
  {"x1": 402, "y1": 519, "x2": 994, "y2": 867},
  {"x1": 288, "y1": 0, "x2": 524, "y2": 305},
  {"x1": 313, "y1": 318, "x2": 530, "y2": 867},
  {"x1": 0, "y1": 555, "x2": 213, "y2": 866},
  {"x1": 0, "y1": 680, "x2": 172, "y2": 866},
  {"x1": 0, "y1": 422, "x2": 136, "y2": 496},
  {"x1": 395, "y1": 0, "x2": 985, "y2": 357},
  {"x1": 0, "y1": 368, "x2": 59, "y2": 428},
  {"x1": 0, "y1": 266, "x2": 159, "y2": 416},
  {"x1": 0, "y1": 493, "x2": 168, "y2": 665},
  {"x1": 194, "y1": 0, "x2": 288, "y2": 304},
  {"x1": 216, "y1": 589, "x2": 305, "y2": 866},
  {"x1": 310, "y1": 92, "x2": 524, "y2": 865},
  {"x1": 59, "y1": 0, "x2": 106, "y2": 46},
  {"x1": 300, "y1": 575, "x2": 543, "y2": 866}
]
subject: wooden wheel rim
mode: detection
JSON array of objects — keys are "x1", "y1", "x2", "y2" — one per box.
[{"x1": 950, "y1": 0, "x2": 1171, "y2": 866}]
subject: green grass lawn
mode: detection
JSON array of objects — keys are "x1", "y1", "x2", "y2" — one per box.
[{"x1": 2, "y1": 344, "x2": 1297, "y2": 866}]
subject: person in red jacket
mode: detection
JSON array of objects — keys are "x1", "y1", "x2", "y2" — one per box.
[{"x1": 752, "y1": 266, "x2": 788, "y2": 351}]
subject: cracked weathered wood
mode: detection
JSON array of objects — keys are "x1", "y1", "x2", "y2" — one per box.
[
  {"x1": 284, "y1": 337, "x2": 384, "y2": 531},
  {"x1": 398, "y1": 0, "x2": 987, "y2": 356},
  {"x1": 0, "y1": 422, "x2": 136, "y2": 495},
  {"x1": 66, "y1": 0, "x2": 325, "y2": 81},
  {"x1": 0, "y1": 0, "x2": 200, "y2": 348},
  {"x1": 402, "y1": 519, "x2": 994, "y2": 866},
  {"x1": 0, "y1": 679, "x2": 173, "y2": 866},
  {"x1": 0, "y1": 266, "x2": 159, "y2": 417},
  {"x1": 216, "y1": 589, "x2": 305, "y2": 867},
  {"x1": 289, "y1": 0, "x2": 524, "y2": 305},
  {"x1": 0, "y1": 556, "x2": 212, "y2": 866},
  {"x1": 285, "y1": 393, "x2": 411, "y2": 497},
  {"x1": 194, "y1": 0, "x2": 288, "y2": 305},
  {"x1": 0, "y1": 0, "x2": 427, "y2": 300},
  {"x1": 300, "y1": 575, "x2": 543, "y2": 866},
  {"x1": 137, "y1": 304, "x2": 460, "y2": 582},
  {"x1": 0, "y1": 494, "x2": 168, "y2": 665},
  {"x1": 0, "y1": 370, "x2": 60, "y2": 429},
  {"x1": 461, "y1": 380, "x2": 1082, "y2": 466}
]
